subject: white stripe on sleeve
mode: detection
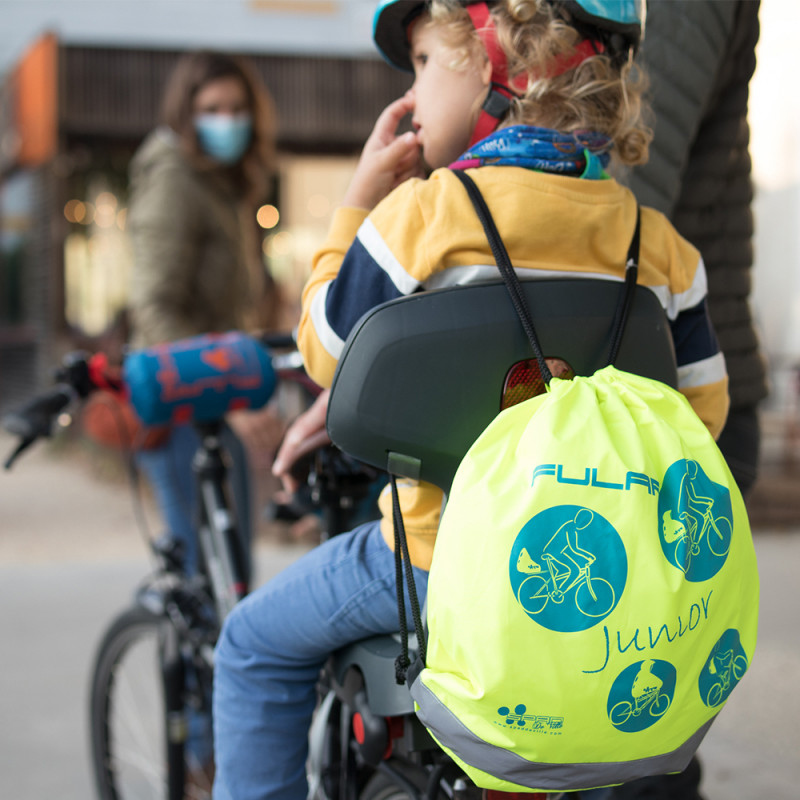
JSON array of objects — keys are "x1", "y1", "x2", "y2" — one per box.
[
  {"x1": 646, "y1": 256, "x2": 709, "y2": 321},
  {"x1": 358, "y1": 218, "x2": 420, "y2": 296},
  {"x1": 309, "y1": 281, "x2": 345, "y2": 360},
  {"x1": 677, "y1": 351, "x2": 728, "y2": 389}
]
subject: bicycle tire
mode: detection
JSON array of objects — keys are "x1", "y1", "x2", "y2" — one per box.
[
  {"x1": 517, "y1": 574, "x2": 550, "y2": 616},
  {"x1": 674, "y1": 535, "x2": 692, "y2": 574},
  {"x1": 707, "y1": 514, "x2": 732, "y2": 558},
  {"x1": 575, "y1": 576, "x2": 615, "y2": 618},
  {"x1": 609, "y1": 700, "x2": 633, "y2": 726},
  {"x1": 732, "y1": 654, "x2": 748, "y2": 681},
  {"x1": 359, "y1": 762, "x2": 433, "y2": 800},
  {"x1": 706, "y1": 681, "x2": 725, "y2": 708},
  {"x1": 650, "y1": 692, "x2": 670, "y2": 718},
  {"x1": 89, "y1": 605, "x2": 215, "y2": 800}
]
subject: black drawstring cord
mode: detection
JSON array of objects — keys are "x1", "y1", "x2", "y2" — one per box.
[
  {"x1": 452, "y1": 169, "x2": 553, "y2": 385},
  {"x1": 391, "y1": 474, "x2": 427, "y2": 684}
]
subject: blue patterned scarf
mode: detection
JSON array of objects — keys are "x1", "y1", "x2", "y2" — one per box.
[{"x1": 450, "y1": 125, "x2": 611, "y2": 179}]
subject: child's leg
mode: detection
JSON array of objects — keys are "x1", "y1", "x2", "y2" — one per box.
[{"x1": 212, "y1": 519, "x2": 428, "y2": 800}]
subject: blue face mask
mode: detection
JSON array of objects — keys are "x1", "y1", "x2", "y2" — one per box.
[{"x1": 194, "y1": 113, "x2": 253, "y2": 164}]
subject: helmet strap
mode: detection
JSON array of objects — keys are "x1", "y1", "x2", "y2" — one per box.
[
  {"x1": 544, "y1": 38, "x2": 605, "y2": 78},
  {"x1": 466, "y1": 2, "x2": 524, "y2": 147},
  {"x1": 465, "y1": 2, "x2": 604, "y2": 147}
]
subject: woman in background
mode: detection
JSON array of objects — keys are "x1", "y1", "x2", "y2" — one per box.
[{"x1": 127, "y1": 49, "x2": 282, "y2": 581}]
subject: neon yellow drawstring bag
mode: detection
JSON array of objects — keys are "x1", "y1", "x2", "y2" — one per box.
[
  {"x1": 408, "y1": 366, "x2": 758, "y2": 792},
  {"x1": 393, "y1": 171, "x2": 759, "y2": 793}
]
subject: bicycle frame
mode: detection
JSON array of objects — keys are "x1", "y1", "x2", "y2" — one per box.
[{"x1": 192, "y1": 420, "x2": 249, "y2": 622}]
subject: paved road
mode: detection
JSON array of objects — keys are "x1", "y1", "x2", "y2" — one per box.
[
  {"x1": 0, "y1": 545, "x2": 310, "y2": 800},
  {"x1": 1, "y1": 432, "x2": 798, "y2": 798}
]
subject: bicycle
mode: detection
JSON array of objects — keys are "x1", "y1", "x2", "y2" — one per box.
[
  {"x1": 609, "y1": 688, "x2": 671, "y2": 727},
  {"x1": 2, "y1": 333, "x2": 317, "y2": 800},
  {"x1": 705, "y1": 648, "x2": 748, "y2": 708},
  {"x1": 517, "y1": 554, "x2": 616, "y2": 619},
  {"x1": 671, "y1": 500, "x2": 732, "y2": 574}
]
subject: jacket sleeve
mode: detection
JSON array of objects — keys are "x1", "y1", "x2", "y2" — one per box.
[
  {"x1": 299, "y1": 180, "x2": 430, "y2": 387},
  {"x1": 127, "y1": 161, "x2": 205, "y2": 346},
  {"x1": 663, "y1": 253, "x2": 730, "y2": 439},
  {"x1": 298, "y1": 206, "x2": 370, "y2": 387},
  {"x1": 623, "y1": 0, "x2": 738, "y2": 216},
  {"x1": 671, "y1": 294, "x2": 730, "y2": 440}
]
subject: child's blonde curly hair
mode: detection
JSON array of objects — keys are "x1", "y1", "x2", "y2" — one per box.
[{"x1": 427, "y1": 0, "x2": 652, "y2": 166}]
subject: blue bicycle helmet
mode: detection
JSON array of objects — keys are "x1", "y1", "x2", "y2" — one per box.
[{"x1": 372, "y1": 0, "x2": 644, "y2": 72}]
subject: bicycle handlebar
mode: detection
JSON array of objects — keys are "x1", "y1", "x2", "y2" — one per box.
[
  {"x1": 3, "y1": 330, "x2": 384, "y2": 541},
  {"x1": 2, "y1": 384, "x2": 78, "y2": 469},
  {"x1": 2, "y1": 331, "x2": 301, "y2": 470}
]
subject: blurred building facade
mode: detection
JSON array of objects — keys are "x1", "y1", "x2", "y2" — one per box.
[{"x1": 0, "y1": 33, "x2": 408, "y2": 411}]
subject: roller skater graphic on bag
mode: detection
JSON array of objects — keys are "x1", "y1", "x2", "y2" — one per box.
[
  {"x1": 659, "y1": 459, "x2": 733, "y2": 581},
  {"x1": 511, "y1": 507, "x2": 626, "y2": 632}
]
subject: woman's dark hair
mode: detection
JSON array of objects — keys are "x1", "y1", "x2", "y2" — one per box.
[{"x1": 160, "y1": 50, "x2": 277, "y2": 200}]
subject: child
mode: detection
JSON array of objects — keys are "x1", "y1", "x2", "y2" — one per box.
[{"x1": 213, "y1": 2, "x2": 729, "y2": 798}]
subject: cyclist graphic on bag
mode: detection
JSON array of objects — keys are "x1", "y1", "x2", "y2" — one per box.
[
  {"x1": 699, "y1": 629, "x2": 749, "y2": 708},
  {"x1": 659, "y1": 459, "x2": 733, "y2": 580},
  {"x1": 513, "y1": 506, "x2": 622, "y2": 630},
  {"x1": 541, "y1": 508, "x2": 596, "y2": 603},
  {"x1": 631, "y1": 659, "x2": 663, "y2": 703},
  {"x1": 678, "y1": 462, "x2": 715, "y2": 538},
  {"x1": 608, "y1": 658, "x2": 674, "y2": 732}
]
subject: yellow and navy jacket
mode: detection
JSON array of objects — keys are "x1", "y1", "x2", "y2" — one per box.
[{"x1": 298, "y1": 166, "x2": 730, "y2": 569}]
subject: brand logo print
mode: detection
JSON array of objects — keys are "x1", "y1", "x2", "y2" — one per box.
[
  {"x1": 509, "y1": 505, "x2": 627, "y2": 632},
  {"x1": 495, "y1": 704, "x2": 564, "y2": 734},
  {"x1": 531, "y1": 463, "x2": 659, "y2": 495},
  {"x1": 607, "y1": 659, "x2": 676, "y2": 733},
  {"x1": 658, "y1": 459, "x2": 732, "y2": 581}
]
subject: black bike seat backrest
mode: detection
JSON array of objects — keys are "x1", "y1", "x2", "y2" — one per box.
[{"x1": 326, "y1": 278, "x2": 678, "y2": 495}]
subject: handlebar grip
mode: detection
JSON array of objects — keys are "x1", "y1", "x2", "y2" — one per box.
[{"x1": 2, "y1": 384, "x2": 76, "y2": 441}]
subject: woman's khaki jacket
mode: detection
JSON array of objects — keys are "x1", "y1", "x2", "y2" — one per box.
[{"x1": 127, "y1": 128, "x2": 262, "y2": 348}]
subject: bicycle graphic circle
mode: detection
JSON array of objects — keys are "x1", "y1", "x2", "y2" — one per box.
[
  {"x1": 607, "y1": 659, "x2": 676, "y2": 733},
  {"x1": 509, "y1": 505, "x2": 626, "y2": 632},
  {"x1": 658, "y1": 459, "x2": 733, "y2": 582}
]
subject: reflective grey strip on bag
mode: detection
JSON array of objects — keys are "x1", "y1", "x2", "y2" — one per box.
[{"x1": 410, "y1": 674, "x2": 715, "y2": 790}]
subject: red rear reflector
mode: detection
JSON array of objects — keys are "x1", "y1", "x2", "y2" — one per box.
[
  {"x1": 501, "y1": 358, "x2": 574, "y2": 410},
  {"x1": 352, "y1": 713, "x2": 365, "y2": 744}
]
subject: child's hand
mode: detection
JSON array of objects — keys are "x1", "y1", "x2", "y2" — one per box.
[
  {"x1": 343, "y1": 92, "x2": 424, "y2": 211},
  {"x1": 272, "y1": 389, "x2": 331, "y2": 496}
]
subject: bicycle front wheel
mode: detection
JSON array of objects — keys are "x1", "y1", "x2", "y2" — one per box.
[
  {"x1": 89, "y1": 605, "x2": 214, "y2": 800},
  {"x1": 707, "y1": 515, "x2": 732, "y2": 557},
  {"x1": 575, "y1": 576, "x2": 615, "y2": 618}
]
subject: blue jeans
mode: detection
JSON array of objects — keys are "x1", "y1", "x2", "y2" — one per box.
[
  {"x1": 135, "y1": 423, "x2": 252, "y2": 579},
  {"x1": 212, "y1": 520, "x2": 429, "y2": 800},
  {"x1": 135, "y1": 424, "x2": 199, "y2": 570},
  {"x1": 212, "y1": 521, "x2": 614, "y2": 800}
]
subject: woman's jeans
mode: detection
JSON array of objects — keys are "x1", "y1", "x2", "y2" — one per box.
[
  {"x1": 212, "y1": 520, "x2": 429, "y2": 800},
  {"x1": 134, "y1": 422, "x2": 252, "y2": 578}
]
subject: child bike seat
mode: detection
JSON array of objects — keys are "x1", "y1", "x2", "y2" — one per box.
[{"x1": 327, "y1": 278, "x2": 678, "y2": 496}]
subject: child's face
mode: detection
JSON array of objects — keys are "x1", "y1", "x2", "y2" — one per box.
[{"x1": 408, "y1": 19, "x2": 489, "y2": 169}]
